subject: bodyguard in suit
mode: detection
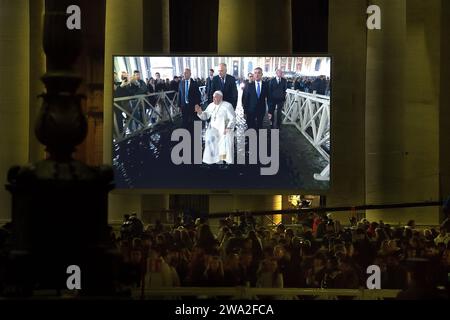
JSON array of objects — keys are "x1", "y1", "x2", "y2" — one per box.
[
  {"x1": 178, "y1": 68, "x2": 201, "y2": 130},
  {"x1": 242, "y1": 67, "x2": 268, "y2": 131},
  {"x1": 268, "y1": 69, "x2": 288, "y2": 129},
  {"x1": 205, "y1": 69, "x2": 214, "y2": 104},
  {"x1": 209, "y1": 63, "x2": 238, "y2": 109}
]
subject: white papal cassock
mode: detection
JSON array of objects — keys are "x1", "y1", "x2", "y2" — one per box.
[{"x1": 197, "y1": 101, "x2": 236, "y2": 164}]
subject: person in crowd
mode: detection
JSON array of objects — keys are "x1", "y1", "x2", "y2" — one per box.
[
  {"x1": 11, "y1": 202, "x2": 450, "y2": 300},
  {"x1": 128, "y1": 213, "x2": 144, "y2": 239},
  {"x1": 223, "y1": 253, "x2": 243, "y2": 286},
  {"x1": 268, "y1": 69, "x2": 287, "y2": 129},
  {"x1": 127, "y1": 248, "x2": 145, "y2": 288},
  {"x1": 305, "y1": 253, "x2": 327, "y2": 288},
  {"x1": 311, "y1": 75, "x2": 326, "y2": 95},
  {"x1": 129, "y1": 70, "x2": 148, "y2": 96},
  {"x1": 384, "y1": 251, "x2": 408, "y2": 290},
  {"x1": 163, "y1": 78, "x2": 170, "y2": 91},
  {"x1": 208, "y1": 63, "x2": 238, "y2": 110},
  {"x1": 144, "y1": 247, "x2": 178, "y2": 289},
  {"x1": 113, "y1": 71, "x2": 134, "y2": 136},
  {"x1": 434, "y1": 227, "x2": 450, "y2": 246},
  {"x1": 256, "y1": 258, "x2": 283, "y2": 289},
  {"x1": 216, "y1": 219, "x2": 228, "y2": 244},
  {"x1": 202, "y1": 255, "x2": 225, "y2": 287},
  {"x1": 246, "y1": 230, "x2": 263, "y2": 262},
  {"x1": 333, "y1": 256, "x2": 360, "y2": 289},
  {"x1": 320, "y1": 256, "x2": 339, "y2": 289},
  {"x1": 240, "y1": 250, "x2": 258, "y2": 287},
  {"x1": 397, "y1": 259, "x2": 448, "y2": 300},
  {"x1": 147, "y1": 77, "x2": 156, "y2": 93},
  {"x1": 168, "y1": 76, "x2": 180, "y2": 99},
  {"x1": 219, "y1": 231, "x2": 233, "y2": 259},
  {"x1": 154, "y1": 72, "x2": 165, "y2": 92},
  {"x1": 195, "y1": 224, "x2": 218, "y2": 255},
  {"x1": 225, "y1": 230, "x2": 245, "y2": 256},
  {"x1": 113, "y1": 72, "x2": 121, "y2": 91},
  {"x1": 247, "y1": 73, "x2": 254, "y2": 84}
]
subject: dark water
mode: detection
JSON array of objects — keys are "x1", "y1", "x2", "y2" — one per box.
[{"x1": 113, "y1": 113, "x2": 329, "y2": 191}]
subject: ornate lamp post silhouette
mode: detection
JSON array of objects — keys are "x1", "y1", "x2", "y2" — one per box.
[{"x1": 5, "y1": 1, "x2": 118, "y2": 296}]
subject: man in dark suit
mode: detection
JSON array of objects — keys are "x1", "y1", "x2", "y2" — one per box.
[
  {"x1": 205, "y1": 69, "x2": 214, "y2": 104},
  {"x1": 242, "y1": 67, "x2": 268, "y2": 131},
  {"x1": 154, "y1": 72, "x2": 166, "y2": 92},
  {"x1": 209, "y1": 63, "x2": 238, "y2": 109},
  {"x1": 129, "y1": 70, "x2": 149, "y2": 95},
  {"x1": 170, "y1": 76, "x2": 180, "y2": 92},
  {"x1": 268, "y1": 69, "x2": 288, "y2": 129},
  {"x1": 178, "y1": 68, "x2": 201, "y2": 130}
]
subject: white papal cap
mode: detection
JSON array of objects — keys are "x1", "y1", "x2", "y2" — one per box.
[{"x1": 213, "y1": 90, "x2": 223, "y2": 97}]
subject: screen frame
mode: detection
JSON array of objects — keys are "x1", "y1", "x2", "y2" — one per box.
[{"x1": 109, "y1": 53, "x2": 334, "y2": 195}]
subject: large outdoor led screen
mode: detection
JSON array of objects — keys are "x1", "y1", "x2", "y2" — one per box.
[{"x1": 112, "y1": 56, "x2": 331, "y2": 190}]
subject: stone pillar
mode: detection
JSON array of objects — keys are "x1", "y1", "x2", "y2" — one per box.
[
  {"x1": 103, "y1": 0, "x2": 144, "y2": 223},
  {"x1": 103, "y1": 0, "x2": 143, "y2": 164},
  {"x1": 208, "y1": 194, "x2": 282, "y2": 214},
  {"x1": 0, "y1": 1, "x2": 30, "y2": 223},
  {"x1": 6, "y1": 0, "x2": 117, "y2": 295},
  {"x1": 218, "y1": 0, "x2": 292, "y2": 54},
  {"x1": 143, "y1": 0, "x2": 170, "y2": 53},
  {"x1": 365, "y1": 0, "x2": 407, "y2": 224},
  {"x1": 141, "y1": 194, "x2": 170, "y2": 224},
  {"x1": 327, "y1": 0, "x2": 367, "y2": 223},
  {"x1": 108, "y1": 192, "x2": 143, "y2": 225},
  {"x1": 215, "y1": 0, "x2": 291, "y2": 223},
  {"x1": 365, "y1": 0, "x2": 441, "y2": 225},
  {"x1": 29, "y1": 0, "x2": 46, "y2": 163},
  {"x1": 440, "y1": 0, "x2": 450, "y2": 219}
]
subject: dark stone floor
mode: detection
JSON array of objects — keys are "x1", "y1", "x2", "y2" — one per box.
[{"x1": 112, "y1": 112, "x2": 330, "y2": 191}]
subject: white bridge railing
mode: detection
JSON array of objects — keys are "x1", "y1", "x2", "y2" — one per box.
[
  {"x1": 113, "y1": 91, "x2": 179, "y2": 143},
  {"x1": 282, "y1": 89, "x2": 330, "y2": 181}
]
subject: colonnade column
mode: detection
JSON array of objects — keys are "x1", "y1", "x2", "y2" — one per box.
[{"x1": 0, "y1": 1, "x2": 30, "y2": 223}]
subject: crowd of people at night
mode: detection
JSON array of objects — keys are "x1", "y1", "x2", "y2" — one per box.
[{"x1": 107, "y1": 207, "x2": 450, "y2": 300}]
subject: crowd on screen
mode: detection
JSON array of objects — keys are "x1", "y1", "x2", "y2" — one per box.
[
  {"x1": 113, "y1": 70, "x2": 205, "y2": 98},
  {"x1": 108, "y1": 209, "x2": 450, "y2": 299},
  {"x1": 112, "y1": 70, "x2": 330, "y2": 99},
  {"x1": 112, "y1": 65, "x2": 331, "y2": 139}
]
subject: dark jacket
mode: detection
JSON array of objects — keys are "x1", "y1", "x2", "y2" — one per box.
[
  {"x1": 170, "y1": 80, "x2": 179, "y2": 92},
  {"x1": 130, "y1": 79, "x2": 148, "y2": 95},
  {"x1": 155, "y1": 80, "x2": 166, "y2": 92},
  {"x1": 114, "y1": 83, "x2": 133, "y2": 98},
  {"x1": 209, "y1": 74, "x2": 238, "y2": 108},
  {"x1": 205, "y1": 76, "x2": 214, "y2": 104},
  {"x1": 178, "y1": 78, "x2": 201, "y2": 111},
  {"x1": 242, "y1": 80, "x2": 268, "y2": 115},
  {"x1": 268, "y1": 77, "x2": 288, "y2": 104}
]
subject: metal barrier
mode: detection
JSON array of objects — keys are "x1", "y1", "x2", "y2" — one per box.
[
  {"x1": 113, "y1": 91, "x2": 180, "y2": 143},
  {"x1": 134, "y1": 287, "x2": 401, "y2": 300},
  {"x1": 283, "y1": 89, "x2": 330, "y2": 181},
  {"x1": 113, "y1": 86, "x2": 208, "y2": 143}
]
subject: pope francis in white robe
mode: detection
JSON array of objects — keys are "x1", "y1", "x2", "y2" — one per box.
[{"x1": 195, "y1": 91, "x2": 236, "y2": 164}]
